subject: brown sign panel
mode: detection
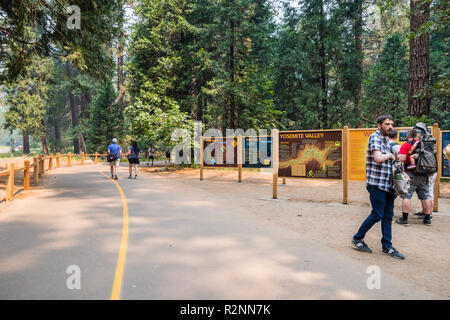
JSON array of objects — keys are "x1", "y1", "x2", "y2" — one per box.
[
  {"x1": 278, "y1": 130, "x2": 342, "y2": 179},
  {"x1": 203, "y1": 137, "x2": 238, "y2": 167}
]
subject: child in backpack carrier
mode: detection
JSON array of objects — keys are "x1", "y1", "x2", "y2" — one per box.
[
  {"x1": 407, "y1": 141, "x2": 420, "y2": 170},
  {"x1": 404, "y1": 130, "x2": 419, "y2": 170}
]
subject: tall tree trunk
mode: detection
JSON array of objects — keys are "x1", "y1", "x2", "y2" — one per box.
[
  {"x1": 354, "y1": 0, "x2": 363, "y2": 116},
  {"x1": 35, "y1": 71, "x2": 48, "y2": 155},
  {"x1": 79, "y1": 132, "x2": 86, "y2": 153},
  {"x1": 66, "y1": 60, "x2": 80, "y2": 154},
  {"x1": 22, "y1": 131, "x2": 30, "y2": 155},
  {"x1": 117, "y1": 1, "x2": 125, "y2": 135},
  {"x1": 318, "y1": 0, "x2": 328, "y2": 128},
  {"x1": 41, "y1": 119, "x2": 49, "y2": 155},
  {"x1": 54, "y1": 121, "x2": 61, "y2": 143},
  {"x1": 75, "y1": 95, "x2": 87, "y2": 153},
  {"x1": 408, "y1": 0, "x2": 430, "y2": 117},
  {"x1": 229, "y1": 17, "x2": 236, "y2": 130}
]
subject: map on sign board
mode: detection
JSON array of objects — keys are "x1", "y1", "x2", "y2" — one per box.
[
  {"x1": 243, "y1": 136, "x2": 272, "y2": 168},
  {"x1": 203, "y1": 137, "x2": 238, "y2": 167},
  {"x1": 442, "y1": 132, "x2": 450, "y2": 178},
  {"x1": 278, "y1": 131, "x2": 342, "y2": 179}
]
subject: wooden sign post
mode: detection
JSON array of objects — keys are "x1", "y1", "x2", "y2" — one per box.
[
  {"x1": 24, "y1": 160, "x2": 30, "y2": 191},
  {"x1": 342, "y1": 126, "x2": 349, "y2": 204},
  {"x1": 39, "y1": 156, "x2": 44, "y2": 176},
  {"x1": 6, "y1": 163, "x2": 14, "y2": 201},
  {"x1": 33, "y1": 157, "x2": 38, "y2": 184},
  {"x1": 200, "y1": 136, "x2": 204, "y2": 181},
  {"x1": 68, "y1": 152, "x2": 71, "y2": 167},
  {"x1": 432, "y1": 123, "x2": 441, "y2": 212},
  {"x1": 56, "y1": 153, "x2": 61, "y2": 168},
  {"x1": 95, "y1": 152, "x2": 98, "y2": 164},
  {"x1": 272, "y1": 129, "x2": 279, "y2": 199},
  {"x1": 81, "y1": 152, "x2": 85, "y2": 165},
  {"x1": 238, "y1": 135, "x2": 243, "y2": 183},
  {"x1": 49, "y1": 154, "x2": 53, "y2": 171}
]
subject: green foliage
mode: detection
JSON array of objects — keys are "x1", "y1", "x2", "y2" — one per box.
[
  {"x1": 401, "y1": 115, "x2": 436, "y2": 127},
  {"x1": 125, "y1": 93, "x2": 192, "y2": 149},
  {"x1": 86, "y1": 81, "x2": 123, "y2": 153},
  {"x1": 0, "y1": 0, "x2": 121, "y2": 82},
  {"x1": 127, "y1": 0, "x2": 279, "y2": 134},
  {"x1": 362, "y1": 33, "x2": 409, "y2": 126},
  {"x1": 1, "y1": 57, "x2": 52, "y2": 141}
]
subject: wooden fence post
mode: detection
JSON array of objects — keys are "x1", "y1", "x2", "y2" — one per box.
[
  {"x1": 81, "y1": 152, "x2": 85, "y2": 165},
  {"x1": 343, "y1": 126, "x2": 349, "y2": 204},
  {"x1": 24, "y1": 160, "x2": 30, "y2": 191},
  {"x1": 6, "y1": 163, "x2": 14, "y2": 201},
  {"x1": 68, "y1": 152, "x2": 71, "y2": 167},
  {"x1": 49, "y1": 154, "x2": 53, "y2": 171},
  {"x1": 33, "y1": 157, "x2": 38, "y2": 184},
  {"x1": 238, "y1": 135, "x2": 243, "y2": 183},
  {"x1": 39, "y1": 156, "x2": 44, "y2": 176},
  {"x1": 95, "y1": 152, "x2": 98, "y2": 164},
  {"x1": 56, "y1": 153, "x2": 61, "y2": 168},
  {"x1": 200, "y1": 136, "x2": 204, "y2": 181},
  {"x1": 432, "y1": 123, "x2": 441, "y2": 212},
  {"x1": 272, "y1": 129, "x2": 279, "y2": 199}
]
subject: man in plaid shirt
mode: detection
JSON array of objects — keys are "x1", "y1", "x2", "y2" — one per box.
[{"x1": 352, "y1": 115, "x2": 405, "y2": 260}]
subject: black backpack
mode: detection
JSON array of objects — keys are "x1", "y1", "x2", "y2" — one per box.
[
  {"x1": 107, "y1": 153, "x2": 118, "y2": 162},
  {"x1": 414, "y1": 133, "x2": 438, "y2": 175}
]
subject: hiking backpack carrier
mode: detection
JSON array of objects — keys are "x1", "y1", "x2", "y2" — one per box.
[{"x1": 415, "y1": 133, "x2": 438, "y2": 176}]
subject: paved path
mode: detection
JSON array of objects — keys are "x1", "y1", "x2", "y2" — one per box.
[{"x1": 0, "y1": 164, "x2": 440, "y2": 299}]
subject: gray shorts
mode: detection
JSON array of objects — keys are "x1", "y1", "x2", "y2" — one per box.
[
  {"x1": 400, "y1": 171, "x2": 429, "y2": 200},
  {"x1": 109, "y1": 160, "x2": 120, "y2": 167}
]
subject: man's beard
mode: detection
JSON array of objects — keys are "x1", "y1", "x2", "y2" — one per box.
[{"x1": 380, "y1": 127, "x2": 392, "y2": 136}]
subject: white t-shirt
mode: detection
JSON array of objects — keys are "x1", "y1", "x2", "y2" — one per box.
[{"x1": 148, "y1": 148, "x2": 155, "y2": 156}]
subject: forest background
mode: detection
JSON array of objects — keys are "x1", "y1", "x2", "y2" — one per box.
[{"x1": 0, "y1": 0, "x2": 448, "y2": 155}]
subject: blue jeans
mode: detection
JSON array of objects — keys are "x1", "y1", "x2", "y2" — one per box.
[{"x1": 354, "y1": 185, "x2": 396, "y2": 249}]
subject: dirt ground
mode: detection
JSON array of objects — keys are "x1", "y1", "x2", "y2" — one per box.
[
  {"x1": 2, "y1": 162, "x2": 449, "y2": 298},
  {"x1": 140, "y1": 166, "x2": 450, "y2": 298}
]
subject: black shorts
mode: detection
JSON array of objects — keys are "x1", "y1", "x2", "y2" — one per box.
[{"x1": 129, "y1": 158, "x2": 139, "y2": 164}]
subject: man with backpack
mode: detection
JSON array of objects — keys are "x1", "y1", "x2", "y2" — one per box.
[
  {"x1": 352, "y1": 115, "x2": 405, "y2": 260},
  {"x1": 107, "y1": 138, "x2": 122, "y2": 180},
  {"x1": 396, "y1": 123, "x2": 437, "y2": 226}
]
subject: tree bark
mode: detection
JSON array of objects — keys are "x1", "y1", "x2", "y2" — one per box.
[
  {"x1": 229, "y1": 17, "x2": 236, "y2": 130},
  {"x1": 22, "y1": 131, "x2": 30, "y2": 155},
  {"x1": 66, "y1": 60, "x2": 80, "y2": 154},
  {"x1": 354, "y1": 0, "x2": 363, "y2": 114},
  {"x1": 41, "y1": 119, "x2": 49, "y2": 155},
  {"x1": 408, "y1": 0, "x2": 430, "y2": 117},
  {"x1": 117, "y1": 1, "x2": 126, "y2": 132},
  {"x1": 318, "y1": 0, "x2": 328, "y2": 128}
]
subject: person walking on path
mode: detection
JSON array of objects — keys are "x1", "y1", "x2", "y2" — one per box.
[
  {"x1": 165, "y1": 149, "x2": 171, "y2": 163},
  {"x1": 107, "y1": 138, "x2": 122, "y2": 180},
  {"x1": 147, "y1": 145, "x2": 155, "y2": 166},
  {"x1": 352, "y1": 115, "x2": 405, "y2": 260},
  {"x1": 396, "y1": 125, "x2": 433, "y2": 226},
  {"x1": 128, "y1": 140, "x2": 140, "y2": 179}
]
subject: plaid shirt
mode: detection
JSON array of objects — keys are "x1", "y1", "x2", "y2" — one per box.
[{"x1": 366, "y1": 130, "x2": 393, "y2": 192}]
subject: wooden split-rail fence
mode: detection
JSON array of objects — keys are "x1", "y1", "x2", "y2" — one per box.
[{"x1": 0, "y1": 152, "x2": 108, "y2": 203}]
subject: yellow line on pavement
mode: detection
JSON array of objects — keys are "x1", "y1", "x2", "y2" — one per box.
[{"x1": 100, "y1": 170, "x2": 129, "y2": 300}]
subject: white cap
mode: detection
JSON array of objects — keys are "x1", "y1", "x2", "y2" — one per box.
[{"x1": 112, "y1": 138, "x2": 118, "y2": 143}]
